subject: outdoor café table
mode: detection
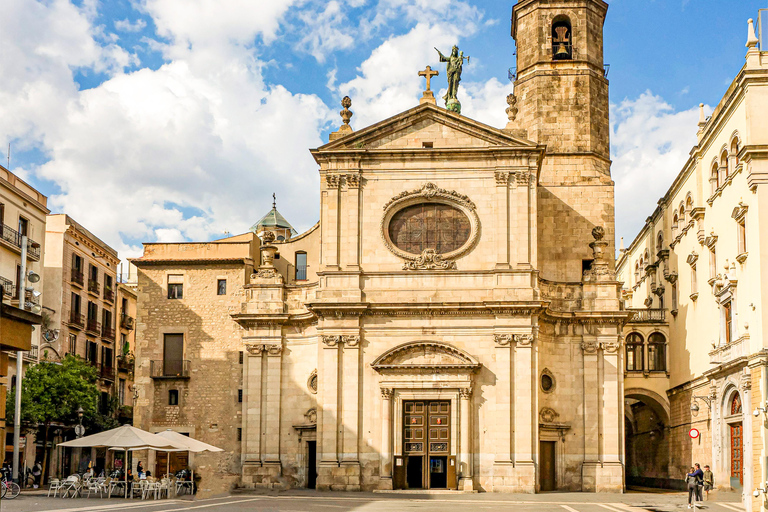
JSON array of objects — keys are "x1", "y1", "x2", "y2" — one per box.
[
  {"x1": 59, "y1": 476, "x2": 81, "y2": 498},
  {"x1": 108, "y1": 480, "x2": 127, "y2": 497}
]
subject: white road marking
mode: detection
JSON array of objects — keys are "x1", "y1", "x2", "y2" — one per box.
[
  {"x1": 595, "y1": 505, "x2": 624, "y2": 512},
  {"x1": 154, "y1": 497, "x2": 267, "y2": 512},
  {"x1": 718, "y1": 504, "x2": 745, "y2": 511},
  {"x1": 30, "y1": 500, "x2": 185, "y2": 512},
  {"x1": 560, "y1": 506, "x2": 581, "y2": 512}
]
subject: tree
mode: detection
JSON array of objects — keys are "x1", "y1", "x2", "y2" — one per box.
[{"x1": 7, "y1": 355, "x2": 99, "y2": 482}]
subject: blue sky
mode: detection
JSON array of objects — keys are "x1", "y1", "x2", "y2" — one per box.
[{"x1": 1, "y1": 0, "x2": 765, "y2": 260}]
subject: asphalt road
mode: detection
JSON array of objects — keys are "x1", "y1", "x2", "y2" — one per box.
[{"x1": 1, "y1": 491, "x2": 746, "y2": 512}]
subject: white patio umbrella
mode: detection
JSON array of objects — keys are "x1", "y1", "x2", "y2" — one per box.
[
  {"x1": 58, "y1": 425, "x2": 186, "y2": 497},
  {"x1": 154, "y1": 430, "x2": 223, "y2": 493}
]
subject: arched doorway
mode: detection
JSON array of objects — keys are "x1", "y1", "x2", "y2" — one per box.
[
  {"x1": 624, "y1": 389, "x2": 671, "y2": 489},
  {"x1": 722, "y1": 388, "x2": 744, "y2": 490}
]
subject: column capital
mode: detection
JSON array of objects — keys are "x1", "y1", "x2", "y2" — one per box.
[
  {"x1": 459, "y1": 387, "x2": 473, "y2": 399},
  {"x1": 380, "y1": 388, "x2": 394, "y2": 399},
  {"x1": 494, "y1": 171, "x2": 510, "y2": 186},
  {"x1": 342, "y1": 335, "x2": 360, "y2": 347},
  {"x1": 321, "y1": 335, "x2": 341, "y2": 347},
  {"x1": 581, "y1": 340, "x2": 599, "y2": 354},
  {"x1": 514, "y1": 333, "x2": 534, "y2": 346},
  {"x1": 494, "y1": 333, "x2": 513, "y2": 346},
  {"x1": 600, "y1": 339, "x2": 620, "y2": 354}
]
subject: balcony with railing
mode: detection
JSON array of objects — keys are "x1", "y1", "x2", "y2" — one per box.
[
  {"x1": 0, "y1": 276, "x2": 14, "y2": 298},
  {"x1": 626, "y1": 308, "x2": 666, "y2": 324},
  {"x1": 23, "y1": 345, "x2": 39, "y2": 361},
  {"x1": 0, "y1": 224, "x2": 41, "y2": 260},
  {"x1": 120, "y1": 314, "x2": 135, "y2": 330},
  {"x1": 150, "y1": 360, "x2": 190, "y2": 379},
  {"x1": 103, "y1": 287, "x2": 115, "y2": 303},
  {"x1": 117, "y1": 355, "x2": 135, "y2": 373},
  {"x1": 71, "y1": 268, "x2": 84, "y2": 287},
  {"x1": 87, "y1": 279, "x2": 100, "y2": 295},
  {"x1": 102, "y1": 324, "x2": 116, "y2": 341},
  {"x1": 99, "y1": 364, "x2": 115, "y2": 381},
  {"x1": 86, "y1": 318, "x2": 101, "y2": 335},
  {"x1": 68, "y1": 311, "x2": 85, "y2": 329}
]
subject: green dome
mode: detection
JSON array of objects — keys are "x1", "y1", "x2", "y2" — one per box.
[{"x1": 250, "y1": 206, "x2": 297, "y2": 235}]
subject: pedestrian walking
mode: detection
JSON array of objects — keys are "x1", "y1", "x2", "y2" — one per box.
[
  {"x1": 703, "y1": 465, "x2": 714, "y2": 499},
  {"x1": 692, "y1": 463, "x2": 704, "y2": 501},
  {"x1": 686, "y1": 466, "x2": 699, "y2": 509}
]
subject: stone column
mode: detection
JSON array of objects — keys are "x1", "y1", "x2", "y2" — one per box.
[
  {"x1": 581, "y1": 339, "x2": 600, "y2": 491},
  {"x1": 513, "y1": 333, "x2": 536, "y2": 491},
  {"x1": 340, "y1": 335, "x2": 361, "y2": 490},
  {"x1": 380, "y1": 388, "x2": 393, "y2": 489},
  {"x1": 494, "y1": 171, "x2": 511, "y2": 269},
  {"x1": 263, "y1": 344, "x2": 283, "y2": 466},
  {"x1": 343, "y1": 174, "x2": 361, "y2": 270},
  {"x1": 494, "y1": 334, "x2": 513, "y2": 464},
  {"x1": 242, "y1": 344, "x2": 263, "y2": 464},
  {"x1": 322, "y1": 175, "x2": 341, "y2": 270},
  {"x1": 459, "y1": 387, "x2": 473, "y2": 490},
  {"x1": 600, "y1": 338, "x2": 622, "y2": 463},
  {"x1": 317, "y1": 335, "x2": 340, "y2": 490}
]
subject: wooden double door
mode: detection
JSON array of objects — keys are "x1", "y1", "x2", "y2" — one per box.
[
  {"x1": 399, "y1": 400, "x2": 456, "y2": 489},
  {"x1": 731, "y1": 423, "x2": 743, "y2": 487}
]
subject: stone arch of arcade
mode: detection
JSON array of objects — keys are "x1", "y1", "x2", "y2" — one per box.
[{"x1": 624, "y1": 388, "x2": 672, "y2": 489}]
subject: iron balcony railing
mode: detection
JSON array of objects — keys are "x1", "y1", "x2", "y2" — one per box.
[
  {"x1": 627, "y1": 308, "x2": 666, "y2": 323},
  {"x1": 99, "y1": 364, "x2": 115, "y2": 381},
  {"x1": 103, "y1": 287, "x2": 114, "y2": 302},
  {"x1": 88, "y1": 279, "x2": 100, "y2": 295},
  {"x1": 86, "y1": 318, "x2": 101, "y2": 335},
  {"x1": 71, "y1": 268, "x2": 84, "y2": 286},
  {"x1": 0, "y1": 276, "x2": 13, "y2": 297},
  {"x1": 150, "y1": 360, "x2": 190, "y2": 379},
  {"x1": 23, "y1": 345, "x2": 39, "y2": 361},
  {"x1": 102, "y1": 324, "x2": 116, "y2": 341},
  {"x1": 0, "y1": 223, "x2": 40, "y2": 259},
  {"x1": 69, "y1": 311, "x2": 85, "y2": 329},
  {"x1": 120, "y1": 314, "x2": 135, "y2": 330},
  {"x1": 117, "y1": 356, "x2": 134, "y2": 372}
]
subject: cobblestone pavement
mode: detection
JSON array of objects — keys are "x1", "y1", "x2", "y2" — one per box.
[{"x1": 2, "y1": 490, "x2": 746, "y2": 512}]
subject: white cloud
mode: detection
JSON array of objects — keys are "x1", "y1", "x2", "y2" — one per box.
[
  {"x1": 115, "y1": 18, "x2": 147, "y2": 33},
  {"x1": 296, "y1": 1, "x2": 356, "y2": 62},
  {"x1": 611, "y1": 91, "x2": 710, "y2": 244}
]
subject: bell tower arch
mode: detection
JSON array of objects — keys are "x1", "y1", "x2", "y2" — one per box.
[{"x1": 511, "y1": 0, "x2": 614, "y2": 281}]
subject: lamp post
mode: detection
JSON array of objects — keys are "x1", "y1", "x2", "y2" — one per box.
[{"x1": 75, "y1": 407, "x2": 85, "y2": 438}]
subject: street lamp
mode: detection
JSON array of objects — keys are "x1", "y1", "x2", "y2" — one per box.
[
  {"x1": 75, "y1": 407, "x2": 85, "y2": 438},
  {"x1": 690, "y1": 396, "x2": 712, "y2": 417}
]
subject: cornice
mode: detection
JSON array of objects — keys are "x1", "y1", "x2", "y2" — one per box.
[{"x1": 132, "y1": 257, "x2": 253, "y2": 267}]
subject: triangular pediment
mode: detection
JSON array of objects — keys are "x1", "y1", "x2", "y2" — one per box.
[
  {"x1": 371, "y1": 341, "x2": 481, "y2": 371},
  {"x1": 315, "y1": 103, "x2": 538, "y2": 153}
]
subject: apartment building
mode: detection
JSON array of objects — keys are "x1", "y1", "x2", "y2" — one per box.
[
  {"x1": 42, "y1": 215, "x2": 120, "y2": 408},
  {"x1": 0, "y1": 165, "x2": 48, "y2": 464},
  {"x1": 616, "y1": 18, "x2": 768, "y2": 511}
]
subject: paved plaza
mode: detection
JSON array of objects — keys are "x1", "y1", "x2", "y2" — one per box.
[{"x1": 1, "y1": 490, "x2": 746, "y2": 512}]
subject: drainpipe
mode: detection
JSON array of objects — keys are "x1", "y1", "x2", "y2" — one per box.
[{"x1": 12, "y1": 236, "x2": 27, "y2": 483}]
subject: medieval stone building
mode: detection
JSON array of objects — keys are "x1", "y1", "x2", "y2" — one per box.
[{"x1": 133, "y1": 0, "x2": 627, "y2": 493}]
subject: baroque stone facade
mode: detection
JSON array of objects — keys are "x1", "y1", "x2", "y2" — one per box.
[{"x1": 133, "y1": 0, "x2": 627, "y2": 494}]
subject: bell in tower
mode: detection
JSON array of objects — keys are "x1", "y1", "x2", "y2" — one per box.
[{"x1": 552, "y1": 17, "x2": 572, "y2": 60}]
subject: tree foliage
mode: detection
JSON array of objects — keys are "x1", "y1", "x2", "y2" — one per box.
[{"x1": 6, "y1": 355, "x2": 99, "y2": 427}]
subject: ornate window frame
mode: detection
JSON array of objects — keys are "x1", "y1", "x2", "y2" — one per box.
[{"x1": 381, "y1": 182, "x2": 480, "y2": 267}]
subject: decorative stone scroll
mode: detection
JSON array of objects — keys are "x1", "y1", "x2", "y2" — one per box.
[
  {"x1": 539, "y1": 407, "x2": 559, "y2": 423},
  {"x1": 321, "y1": 334, "x2": 360, "y2": 347},
  {"x1": 382, "y1": 182, "x2": 476, "y2": 211},
  {"x1": 244, "y1": 342, "x2": 282, "y2": 355},
  {"x1": 304, "y1": 407, "x2": 317, "y2": 424},
  {"x1": 741, "y1": 372, "x2": 752, "y2": 390},
  {"x1": 402, "y1": 249, "x2": 457, "y2": 270},
  {"x1": 514, "y1": 333, "x2": 534, "y2": 346},
  {"x1": 307, "y1": 370, "x2": 318, "y2": 394},
  {"x1": 254, "y1": 268, "x2": 278, "y2": 279},
  {"x1": 581, "y1": 340, "x2": 598, "y2": 354},
  {"x1": 601, "y1": 340, "x2": 620, "y2": 354},
  {"x1": 494, "y1": 334, "x2": 513, "y2": 346}
]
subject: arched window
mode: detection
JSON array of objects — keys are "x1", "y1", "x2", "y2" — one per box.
[
  {"x1": 730, "y1": 392, "x2": 742, "y2": 415},
  {"x1": 731, "y1": 137, "x2": 740, "y2": 168},
  {"x1": 721, "y1": 150, "x2": 730, "y2": 179},
  {"x1": 656, "y1": 231, "x2": 664, "y2": 251},
  {"x1": 648, "y1": 333, "x2": 666, "y2": 372},
  {"x1": 625, "y1": 333, "x2": 644, "y2": 372},
  {"x1": 295, "y1": 252, "x2": 308, "y2": 281},
  {"x1": 711, "y1": 161, "x2": 720, "y2": 193},
  {"x1": 679, "y1": 204, "x2": 686, "y2": 225},
  {"x1": 685, "y1": 195, "x2": 693, "y2": 212},
  {"x1": 551, "y1": 16, "x2": 572, "y2": 60},
  {"x1": 672, "y1": 212, "x2": 679, "y2": 236}
]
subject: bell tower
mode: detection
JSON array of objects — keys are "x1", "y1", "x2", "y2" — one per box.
[{"x1": 511, "y1": 0, "x2": 614, "y2": 282}]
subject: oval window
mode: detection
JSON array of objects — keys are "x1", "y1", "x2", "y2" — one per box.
[
  {"x1": 388, "y1": 203, "x2": 471, "y2": 256},
  {"x1": 541, "y1": 374, "x2": 554, "y2": 392}
]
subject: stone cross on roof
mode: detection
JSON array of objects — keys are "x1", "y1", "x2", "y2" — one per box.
[{"x1": 418, "y1": 65, "x2": 439, "y2": 105}]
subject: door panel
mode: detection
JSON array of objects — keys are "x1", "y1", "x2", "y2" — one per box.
[
  {"x1": 731, "y1": 423, "x2": 743, "y2": 486},
  {"x1": 540, "y1": 441, "x2": 556, "y2": 492},
  {"x1": 403, "y1": 400, "x2": 452, "y2": 489}
]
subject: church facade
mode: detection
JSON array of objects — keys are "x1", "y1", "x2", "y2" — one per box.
[{"x1": 132, "y1": 0, "x2": 628, "y2": 494}]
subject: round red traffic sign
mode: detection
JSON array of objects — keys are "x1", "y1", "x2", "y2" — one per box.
[{"x1": 689, "y1": 428, "x2": 700, "y2": 439}]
